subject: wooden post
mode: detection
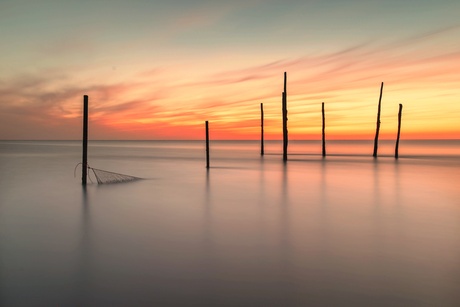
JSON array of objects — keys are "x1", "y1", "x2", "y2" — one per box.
[
  {"x1": 82, "y1": 95, "x2": 88, "y2": 185},
  {"x1": 282, "y1": 72, "x2": 288, "y2": 162},
  {"x1": 260, "y1": 103, "x2": 264, "y2": 156},
  {"x1": 322, "y1": 102, "x2": 326, "y2": 157},
  {"x1": 205, "y1": 121, "x2": 210, "y2": 169},
  {"x1": 395, "y1": 104, "x2": 403, "y2": 159},
  {"x1": 373, "y1": 82, "x2": 384, "y2": 158}
]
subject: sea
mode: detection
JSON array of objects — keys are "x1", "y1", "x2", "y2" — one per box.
[{"x1": 1, "y1": 140, "x2": 459, "y2": 306}]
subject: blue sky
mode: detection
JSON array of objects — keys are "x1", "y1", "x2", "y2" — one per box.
[{"x1": 1, "y1": 0, "x2": 459, "y2": 139}]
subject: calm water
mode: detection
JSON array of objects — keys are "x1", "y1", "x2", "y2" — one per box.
[{"x1": 1, "y1": 140, "x2": 459, "y2": 306}]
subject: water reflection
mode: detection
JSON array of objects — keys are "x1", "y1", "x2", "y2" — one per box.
[
  {"x1": 279, "y1": 162, "x2": 295, "y2": 302},
  {"x1": 393, "y1": 160, "x2": 402, "y2": 207},
  {"x1": 73, "y1": 185, "x2": 92, "y2": 305},
  {"x1": 2, "y1": 141, "x2": 459, "y2": 305},
  {"x1": 203, "y1": 168, "x2": 214, "y2": 258},
  {"x1": 319, "y1": 158, "x2": 330, "y2": 260}
]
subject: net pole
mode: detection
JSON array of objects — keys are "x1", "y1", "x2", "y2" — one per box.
[
  {"x1": 82, "y1": 95, "x2": 88, "y2": 185},
  {"x1": 373, "y1": 82, "x2": 384, "y2": 158},
  {"x1": 260, "y1": 103, "x2": 264, "y2": 156},
  {"x1": 282, "y1": 72, "x2": 288, "y2": 162},
  {"x1": 205, "y1": 121, "x2": 210, "y2": 169},
  {"x1": 322, "y1": 102, "x2": 326, "y2": 157},
  {"x1": 395, "y1": 103, "x2": 403, "y2": 159}
]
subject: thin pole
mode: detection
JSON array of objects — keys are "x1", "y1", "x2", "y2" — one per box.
[
  {"x1": 395, "y1": 103, "x2": 403, "y2": 159},
  {"x1": 82, "y1": 95, "x2": 88, "y2": 185},
  {"x1": 282, "y1": 72, "x2": 288, "y2": 162},
  {"x1": 260, "y1": 103, "x2": 264, "y2": 156},
  {"x1": 205, "y1": 121, "x2": 210, "y2": 169},
  {"x1": 373, "y1": 82, "x2": 384, "y2": 158},
  {"x1": 322, "y1": 102, "x2": 326, "y2": 157}
]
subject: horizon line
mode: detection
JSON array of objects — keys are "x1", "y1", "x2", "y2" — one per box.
[{"x1": 1, "y1": 138, "x2": 459, "y2": 142}]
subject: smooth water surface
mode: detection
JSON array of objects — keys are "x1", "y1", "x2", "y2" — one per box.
[{"x1": 1, "y1": 140, "x2": 459, "y2": 306}]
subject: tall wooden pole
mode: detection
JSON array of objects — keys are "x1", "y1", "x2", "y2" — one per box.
[
  {"x1": 260, "y1": 103, "x2": 264, "y2": 156},
  {"x1": 373, "y1": 82, "x2": 384, "y2": 158},
  {"x1": 322, "y1": 102, "x2": 326, "y2": 157},
  {"x1": 205, "y1": 121, "x2": 210, "y2": 169},
  {"x1": 82, "y1": 95, "x2": 88, "y2": 185},
  {"x1": 282, "y1": 72, "x2": 288, "y2": 162},
  {"x1": 395, "y1": 103, "x2": 403, "y2": 159}
]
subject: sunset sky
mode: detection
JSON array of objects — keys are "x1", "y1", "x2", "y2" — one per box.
[{"x1": 1, "y1": 0, "x2": 459, "y2": 140}]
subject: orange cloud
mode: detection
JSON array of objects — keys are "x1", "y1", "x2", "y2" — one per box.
[{"x1": 1, "y1": 24, "x2": 460, "y2": 141}]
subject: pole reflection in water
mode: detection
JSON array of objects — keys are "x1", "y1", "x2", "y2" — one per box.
[{"x1": 73, "y1": 185, "x2": 93, "y2": 305}]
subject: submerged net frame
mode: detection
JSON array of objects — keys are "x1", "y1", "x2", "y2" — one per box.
[
  {"x1": 75, "y1": 163, "x2": 141, "y2": 184},
  {"x1": 89, "y1": 166, "x2": 141, "y2": 184}
]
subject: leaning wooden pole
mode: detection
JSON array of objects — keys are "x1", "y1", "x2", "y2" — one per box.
[
  {"x1": 372, "y1": 82, "x2": 384, "y2": 158},
  {"x1": 205, "y1": 121, "x2": 210, "y2": 169},
  {"x1": 82, "y1": 95, "x2": 89, "y2": 185},
  {"x1": 260, "y1": 103, "x2": 264, "y2": 156},
  {"x1": 282, "y1": 72, "x2": 288, "y2": 162},
  {"x1": 395, "y1": 103, "x2": 403, "y2": 159},
  {"x1": 322, "y1": 102, "x2": 326, "y2": 157}
]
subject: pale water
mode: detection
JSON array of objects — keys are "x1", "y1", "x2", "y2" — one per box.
[{"x1": 1, "y1": 140, "x2": 459, "y2": 306}]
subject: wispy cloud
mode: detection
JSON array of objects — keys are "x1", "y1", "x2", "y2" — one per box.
[{"x1": 2, "y1": 20, "x2": 460, "y2": 140}]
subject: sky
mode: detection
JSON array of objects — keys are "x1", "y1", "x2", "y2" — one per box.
[{"x1": 1, "y1": 0, "x2": 459, "y2": 140}]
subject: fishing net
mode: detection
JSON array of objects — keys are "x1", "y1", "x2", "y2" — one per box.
[
  {"x1": 89, "y1": 167, "x2": 141, "y2": 184},
  {"x1": 74, "y1": 163, "x2": 141, "y2": 184}
]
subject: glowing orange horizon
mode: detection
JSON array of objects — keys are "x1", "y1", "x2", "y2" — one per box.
[
  {"x1": 83, "y1": 117, "x2": 459, "y2": 141},
  {"x1": 1, "y1": 47, "x2": 459, "y2": 141}
]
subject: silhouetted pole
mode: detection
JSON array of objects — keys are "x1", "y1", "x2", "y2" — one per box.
[
  {"x1": 282, "y1": 72, "x2": 288, "y2": 162},
  {"x1": 322, "y1": 102, "x2": 326, "y2": 157},
  {"x1": 373, "y1": 82, "x2": 384, "y2": 158},
  {"x1": 205, "y1": 121, "x2": 210, "y2": 169},
  {"x1": 395, "y1": 103, "x2": 403, "y2": 159},
  {"x1": 82, "y1": 95, "x2": 88, "y2": 185},
  {"x1": 260, "y1": 103, "x2": 264, "y2": 156}
]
